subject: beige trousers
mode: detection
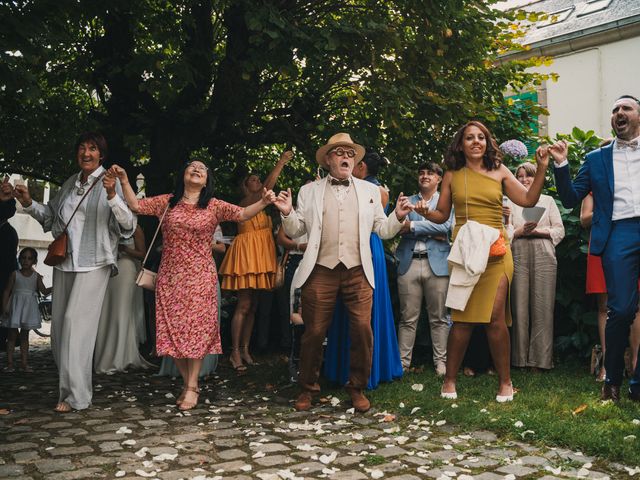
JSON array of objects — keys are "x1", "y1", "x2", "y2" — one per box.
[
  {"x1": 52, "y1": 267, "x2": 111, "y2": 409},
  {"x1": 397, "y1": 257, "x2": 449, "y2": 369},
  {"x1": 510, "y1": 238, "x2": 557, "y2": 369}
]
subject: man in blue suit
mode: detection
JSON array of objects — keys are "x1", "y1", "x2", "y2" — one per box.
[
  {"x1": 396, "y1": 162, "x2": 453, "y2": 375},
  {"x1": 551, "y1": 95, "x2": 640, "y2": 402}
]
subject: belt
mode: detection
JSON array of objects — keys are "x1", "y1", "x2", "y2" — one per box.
[{"x1": 412, "y1": 251, "x2": 428, "y2": 259}]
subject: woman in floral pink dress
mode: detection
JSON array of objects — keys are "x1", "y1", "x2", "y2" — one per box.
[{"x1": 111, "y1": 161, "x2": 276, "y2": 410}]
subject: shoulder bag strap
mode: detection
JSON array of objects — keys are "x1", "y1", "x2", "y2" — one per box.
[
  {"x1": 141, "y1": 202, "x2": 170, "y2": 268},
  {"x1": 61, "y1": 171, "x2": 107, "y2": 232}
]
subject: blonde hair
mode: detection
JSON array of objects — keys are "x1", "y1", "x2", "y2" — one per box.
[{"x1": 516, "y1": 162, "x2": 537, "y2": 178}]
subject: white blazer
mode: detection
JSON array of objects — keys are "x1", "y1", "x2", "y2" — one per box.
[
  {"x1": 282, "y1": 176, "x2": 403, "y2": 289},
  {"x1": 445, "y1": 220, "x2": 499, "y2": 311}
]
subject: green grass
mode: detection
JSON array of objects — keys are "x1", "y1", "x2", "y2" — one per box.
[
  {"x1": 228, "y1": 354, "x2": 640, "y2": 465},
  {"x1": 367, "y1": 360, "x2": 640, "y2": 465}
]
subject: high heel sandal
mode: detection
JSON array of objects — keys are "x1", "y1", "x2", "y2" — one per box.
[
  {"x1": 229, "y1": 348, "x2": 247, "y2": 372},
  {"x1": 240, "y1": 345, "x2": 256, "y2": 366},
  {"x1": 178, "y1": 387, "x2": 200, "y2": 411},
  {"x1": 440, "y1": 383, "x2": 457, "y2": 400},
  {"x1": 496, "y1": 383, "x2": 514, "y2": 403},
  {"x1": 176, "y1": 387, "x2": 187, "y2": 406}
]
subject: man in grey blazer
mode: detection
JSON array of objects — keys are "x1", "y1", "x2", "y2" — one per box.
[
  {"x1": 396, "y1": 162, "x2": 453, "y2": 375},
  {"x1": 274, "y1": 133, "x2": 412, "y2": 412}
]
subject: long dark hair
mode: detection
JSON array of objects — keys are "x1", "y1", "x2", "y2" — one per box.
[
  {"x1": 168, "y1": 161, "x2": 214, "y2": 209},
  {"x1": 444, "y1": 121, "x2": 503, "y2": 171}
]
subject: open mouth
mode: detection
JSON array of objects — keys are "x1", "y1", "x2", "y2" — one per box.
[
  {"x1": 616, "y1": 118, "x2": 628, "y2": 129},
  {"x1": 340, "y1": 161, "x2": 350, "y2": 168}
]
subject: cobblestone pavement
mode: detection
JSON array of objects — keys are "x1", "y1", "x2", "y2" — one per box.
[{"x1": 0, "y1": 344, "x2": 637, "y2": 480}]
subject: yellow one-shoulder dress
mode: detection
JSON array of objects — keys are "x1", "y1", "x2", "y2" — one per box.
[
  {"x1": 219, "y1": 211, "x2": 276, "y2": 290},
  {"x1": 450, "y1": 167, "x2": 513, "y2": 325}
]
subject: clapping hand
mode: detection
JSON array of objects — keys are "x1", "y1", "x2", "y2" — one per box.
[
  {"x1": 274, "y1": 188, "x2": 293, "y2": 215},
  {"x1": 399, "y1": 219, "x2": 411, "y2": 235},
  {"x1": 414, "y1": 199, "x2": 429, "y2": 218},
  {"x1": 394, "y1": 192, "x2": 414, "y2": 220}
]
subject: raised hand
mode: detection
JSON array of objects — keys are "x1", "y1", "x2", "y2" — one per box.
[
  {"x1": 261, "y1": 187, "x2": 276, "y2": 205},
  {"x1": 273, "y1": 188, "x2": 293, "y2": 215},
  {"x1": 102, "y1": 172, "x2": 117, "y2": 199},
  {"x1": 0, "y1": 176, "x2": 14, "y2": 201},
  {"x1": 13, "y1": 184, "x2": 32, "y2": 207},
  {"x1": 279, "y1": 150, "x2": 294, "y2": 164},
  {"x1": 548, "y1": 140, "x2": 569, "y2": 165},
  {"x1": 534, "y1": 145, "x2": 550, "y2": 169},
  {"x1": 108, "y1": 165, "x2": 129, "y2": 183},
  {"x1": 394, "y1": 192, "x2": 414, "y2": 220}
]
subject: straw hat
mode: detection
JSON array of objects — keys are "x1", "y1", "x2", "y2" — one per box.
[{"x1": 315, "y1": 133, "x2": 366, "y2": 169}]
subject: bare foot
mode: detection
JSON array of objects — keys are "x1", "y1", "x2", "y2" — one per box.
[{"x1": 463, "y1": 367, "x2": 475, "y2": 377}]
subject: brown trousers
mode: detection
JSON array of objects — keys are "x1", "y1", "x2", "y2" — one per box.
[{"x1": 299, "y1": 264, "x2": 373, "y2": 392}]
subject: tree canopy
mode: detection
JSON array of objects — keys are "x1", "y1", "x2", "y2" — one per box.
[{"x1": 0, "y1": 0, "x2": 549, "y2": 198}]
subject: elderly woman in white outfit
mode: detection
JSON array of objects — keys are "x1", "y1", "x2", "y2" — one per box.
[{"x1": 12, "y1": 132, "x2": 135, "y2": 412}]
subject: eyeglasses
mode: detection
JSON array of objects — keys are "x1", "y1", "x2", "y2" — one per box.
[
  {"x1": 188, "y1": 163, "x2": 208, "y2": 173},
  {"x1": 329, "y1": 147, "x2": 356, "y2": 158}
]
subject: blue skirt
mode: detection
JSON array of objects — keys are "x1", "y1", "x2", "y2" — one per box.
[{"x1": 323, "y1": 233, "x2": 403, "y2": 389}]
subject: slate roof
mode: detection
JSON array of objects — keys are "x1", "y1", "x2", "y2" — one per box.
[{"x1": 501, "y1": 0, "x2": 640, "y2": 47}]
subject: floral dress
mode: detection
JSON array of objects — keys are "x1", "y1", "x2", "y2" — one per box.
[{"x1": 138, "y1": 194, "x2": 242, "y2": 358}]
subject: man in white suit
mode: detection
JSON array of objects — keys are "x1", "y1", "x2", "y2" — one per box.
[{"x1": 274, "y1": 133, "x2": 412, "y2": 412}]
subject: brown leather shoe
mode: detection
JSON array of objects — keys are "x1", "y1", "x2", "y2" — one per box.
[
  {"x1": 294, "y1": 391, "x2": 313, "y2": 411},
  {"x1": 601, "y1": 384, "x2": 621, "y2": 402},
  {"x1": 346, "y1": 387, "x2": 371, "y2": 412},
  {"x1": 629, "y1": 388, "x2": 640, "y2": 402}
]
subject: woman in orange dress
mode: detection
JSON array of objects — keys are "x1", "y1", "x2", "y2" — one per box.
[{"x1": 220, "y1": 150, "x2": 292, "y2": 371}]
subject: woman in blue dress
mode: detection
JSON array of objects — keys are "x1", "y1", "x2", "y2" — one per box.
[{"x1": 324, "y1": 150, "x2": 403, "y2": 389}]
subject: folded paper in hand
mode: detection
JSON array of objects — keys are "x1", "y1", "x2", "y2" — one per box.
[{"x1": 522, "y1": 206, "x2": 545, "y2": 223}]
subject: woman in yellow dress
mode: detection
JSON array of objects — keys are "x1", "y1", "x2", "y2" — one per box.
[
  {"x1": 220, "y1": 150, "x2": 292, "y2": 371},
  {"x1": 416, "y1": 121, "x2": 549, "y2": 402}
]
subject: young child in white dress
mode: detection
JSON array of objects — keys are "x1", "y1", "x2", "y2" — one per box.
[{"x1": 1, "y1": 247, "x2": 51, "y2": 372}]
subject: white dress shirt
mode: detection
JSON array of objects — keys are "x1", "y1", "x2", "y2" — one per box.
[
  {"x1": 326, "y1": 175, "x2": 353, "y2": 203},
  {"x1": 612, "y1": 135, "x2": 640, "y2": 220}
]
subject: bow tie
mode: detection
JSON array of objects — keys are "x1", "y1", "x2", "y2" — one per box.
[
  {"x1": 617, "y1": 139, "x2": 639, "y2": 151},
  {"x1": 330, "y1": 178, "x2": 350, "y2": 186}
]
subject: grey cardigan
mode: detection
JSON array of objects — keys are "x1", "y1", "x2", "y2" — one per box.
[{"x1": 29, "y1": 172, "x2": 136, "y2": 271}]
